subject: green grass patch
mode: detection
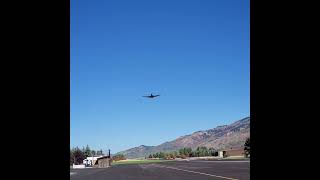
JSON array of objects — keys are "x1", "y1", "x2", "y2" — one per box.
[{"x1": 111, "y1": 159, "x2": 169, "y2": 165}]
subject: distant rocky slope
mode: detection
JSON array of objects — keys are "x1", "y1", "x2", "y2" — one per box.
[{"x1": 117, "y1": 117, "x2": 250, "y2": 158}]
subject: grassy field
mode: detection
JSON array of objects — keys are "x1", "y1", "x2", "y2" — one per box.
[{"x1": 111, "y1": 159, "x2": 169, "y2": 165}]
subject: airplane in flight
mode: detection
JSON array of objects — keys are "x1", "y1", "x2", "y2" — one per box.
[{"x1": 142, "y1": 93, "x2": 160, "y2": 98}]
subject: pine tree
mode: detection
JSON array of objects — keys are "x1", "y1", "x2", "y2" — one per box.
[
  {"x1": 244, "y1": 138, "x2": 250, "y2": 157},
  {"x1": 73, "y1": 147, "x2": 86, "y2": 165},
  {"x1": 84, "y1": 145, "x2": 91, "y2": 157}
]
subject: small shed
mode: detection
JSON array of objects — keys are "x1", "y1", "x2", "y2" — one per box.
[
  {"x1": 95, "y1": 156, "x2": 111, "y2": 168},
  {"x1": 219, "y1": 148, "x2": 245, "y2": 158},
  {"x1": 218, "y1": 150, "x2": 226, "y2": 158}
]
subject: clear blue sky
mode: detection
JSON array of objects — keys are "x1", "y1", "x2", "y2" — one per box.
[{"x1": 71, "y1": 0, "x2": 250, "y2": 153}]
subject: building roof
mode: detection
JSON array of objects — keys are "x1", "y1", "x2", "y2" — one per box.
[
  {"x1": 97, "y1": 155, "x2": 110, "y2": 160},
  {"x1": 220, "y1": 147, "x2": 244, "y2": 152},
  {"x1": 85, "y1": 156, "x2": 103, "y2": 160}
]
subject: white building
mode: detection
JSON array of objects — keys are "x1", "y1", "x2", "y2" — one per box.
[
  {"x1": 219, "y1": 151, "x2": 224, "y2": 158},
  {"x1": 83, "y1": 156, "x2": 103, "y2": 166}
]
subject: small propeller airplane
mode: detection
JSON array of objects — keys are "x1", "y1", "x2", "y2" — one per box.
[{"x1": 142, "y1": 93, "x2": 160, "y2": 98}]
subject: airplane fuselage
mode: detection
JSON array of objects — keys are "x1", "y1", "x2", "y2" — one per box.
[{"x1": 143, "y1": 94, "x2": 160, "y2": 98}]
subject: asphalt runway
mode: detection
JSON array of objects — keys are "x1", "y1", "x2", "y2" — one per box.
[{"x1": 70, "y1": 160, "x2": 250, "y2": 180}]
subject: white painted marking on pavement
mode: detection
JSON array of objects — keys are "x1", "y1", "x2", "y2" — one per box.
[{"x1": 153, "y1": 164, "x2": 239, "y2": 180}]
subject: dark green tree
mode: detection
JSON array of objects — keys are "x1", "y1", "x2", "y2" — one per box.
[
  {"x1": 185, "y1": 148, "x2": 192, "y2": 157},
  {"x1": 70, "y1": 149, "x2": 74, "y2": 165},
  {"x1": 192, "y1": 146, "x2": 211, "y2": 157},
  {"x1": 83, "y1": 145, "x2": 92, "y2": 157},
  {"x1": 244, "y1": 138, "x2": 250, "y2": 157},
  {"x1": 209, "y1": 148, "x2": 217, "y2": 156},
  {"x1": 73, "y1": 147, "x2": 86, "y2": 165},
  {"x1": 179, "y1": 148, "x2": 193, "y2": 157},
  {"x1": 193, "y1": 148, "x2": 198, "y2": 157},
  {"x1": 200, "y1": 146, "x2": 209, "y2": 156},
  {"x1": 179, "y1": 148, "x2": 184, "y2": 156},
  {"x1": 159, "y1": 152, "x2": 165, "y2": 158}
]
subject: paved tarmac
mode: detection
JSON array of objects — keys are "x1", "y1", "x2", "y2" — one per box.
[{"x1": 70, "y1": 160, "x2": 250, "y2": 180}]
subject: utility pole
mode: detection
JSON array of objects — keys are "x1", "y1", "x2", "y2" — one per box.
[
  {"x1": 92, "y1": 149, "x2": 94, "y2": 167},
  {"x1": 91, "y1": 152, "x2": 93, "y2": 167},
  {"x1": 108, "y1": 149, "x2": 111, "y2": 167}
]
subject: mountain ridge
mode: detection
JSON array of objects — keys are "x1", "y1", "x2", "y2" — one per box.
[{"x1": 117, "y1": 117, "x2": 250, "y2": 158}]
